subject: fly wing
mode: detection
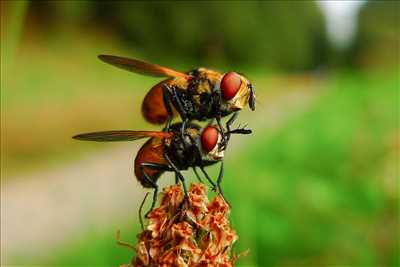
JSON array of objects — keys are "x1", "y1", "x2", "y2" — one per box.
[
  {"x1": 72, "y1": 130, "x2": 172, "y2": 142},
  {"x1": 98, "y1": 55, "x2": 191, "y2": 79}
]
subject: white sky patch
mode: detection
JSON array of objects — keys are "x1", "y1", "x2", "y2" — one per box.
[{"x1": 318, "y1": 0, "x2": 366, "y2": 49}]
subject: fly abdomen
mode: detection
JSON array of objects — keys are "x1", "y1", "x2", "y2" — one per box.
[{"x1": 134, "y1": 138, "x2": 168, "y2": 188}]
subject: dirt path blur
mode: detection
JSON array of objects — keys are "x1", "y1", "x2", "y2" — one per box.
[{"x1": 1, "y1": 84, "x2": 319, "y2": 264}]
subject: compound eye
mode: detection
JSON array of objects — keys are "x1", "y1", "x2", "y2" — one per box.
[
  {"x1": 220, "y1": 71, "x2": 242, "y2": 100},
  {"x1": 201, "y1": 126, "x2": 219, "y2": 153}
]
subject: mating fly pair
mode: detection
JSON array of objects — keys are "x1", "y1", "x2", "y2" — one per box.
[{"x1": 74, "y1": 55, "x2": 256, "y2": 214}]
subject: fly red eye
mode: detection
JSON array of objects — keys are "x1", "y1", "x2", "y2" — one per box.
[
  {"x1": 201, "y1": 126, "x2": 219, "y2": 153},
  {"x1": 220, "y1": 71, "x2": 242, "y2": 100}
]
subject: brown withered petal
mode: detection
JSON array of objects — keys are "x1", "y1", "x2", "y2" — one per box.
[
  {"x1": 149, "y1": 240, "x2": 163, "y2": 259},
  {"x1": 171, "y1": 221, "x2": 193, "y2": 240},
  {"x1": 177, "y1": 256, "x2": 189, "y2": 267},
  {"x1": 208, "y1": 195, "x2": 230, "y2": 217},
  {"x1": 160, "y1": 184, "x2": 184, "y2": 208},
  {"x1": 147, "y1": 208, "x2": 168, "y2": 239},
  {"x1": 136, "y1": 241, "x2": 149, "y2": 266}
]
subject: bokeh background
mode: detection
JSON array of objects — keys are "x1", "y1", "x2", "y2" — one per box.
[{"x1": 1, "y1": 1, "x2": 399, "y2": 266}]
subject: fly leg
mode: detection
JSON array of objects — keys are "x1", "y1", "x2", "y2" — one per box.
[
  {"x1": 225, "y1": 112, "x2": 239, "y2": 144},
  {"x1": 138, "y1": 192, "x2": 149, "y2": 231},
  {"x1": 140, "y1": 166, "x2": 158, "y2": 218},
  {"x1": 164, "y1": 152, "x2": 190, "y2": 208},
  {"x1": 180, "y1": 119, "x2": 189, "y2": 148},
  {"x1": 170, "y1": 86, "x2": 191, "y2": 144},
  {"x1": 192, "y1": 167, "x2": 203, "y2": 183},
  {"x1": 170, "y1": 86, "x2": 189, "y2": 121},
  {"x1": 162, "y1": 84, "x2": 177, "y2": 177},
  {"x1": 216, "y1": 160, "x2": 230, "y2": 206},
  {"x1": 226, "y1": 112, "x2": 239, "y2": 133},
  {"x1": 211, "y1": 87, "x2": 227, "y2": 148},
  {"x1": 162, "y1": 85, "x2": 174, "y2": 132},
  {"x1": 200, "y1": 166, "x2": 217, "y2": 192},
  {"x1": 189, "y1": 135, "x2": 217, "y2": 190},
  {"x1": 174, "y1": 172, "x2": 179, "y2": 184},
  {"x1": 140, "y1": 162, "x2": 172, "y2": 217}
]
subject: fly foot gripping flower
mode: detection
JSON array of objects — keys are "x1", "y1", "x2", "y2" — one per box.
[{"x1": 122, "y1": 183, "x2": 244, "y2": 267}]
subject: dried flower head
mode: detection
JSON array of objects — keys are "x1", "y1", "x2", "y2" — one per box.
[{"x1": 121, "y1": 183, "x2": 244, "y2": 267}]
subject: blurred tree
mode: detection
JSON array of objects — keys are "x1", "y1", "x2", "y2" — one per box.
[
  {"x1": 27, "y1": 1, "x2": 329, "y2": 71},
  {"x1": 350, "y1": 1, "x2": 400, "y2": 70}
]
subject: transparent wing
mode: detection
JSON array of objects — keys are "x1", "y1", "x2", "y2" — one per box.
[
  {"x1": 73, "y1": 130, "x2": 172, "y2": 142},
  {"x1": 98, "y1": 55, "x2": 191, "y2": 79}
]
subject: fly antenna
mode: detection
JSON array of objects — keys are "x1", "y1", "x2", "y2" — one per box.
[{"x1": 227, "y1": 126, "x2": 252, "y2": 135}]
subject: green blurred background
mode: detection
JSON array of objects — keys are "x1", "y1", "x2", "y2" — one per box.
[{"x1": 1, "y1": 1, "x2": 398, "y2": 266}]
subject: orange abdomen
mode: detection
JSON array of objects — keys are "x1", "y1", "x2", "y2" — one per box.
[
  {"x1": 141, "y1": 79, "x2": 174, "y2": 124},
  {"x1": 134, "y1": 137, "x2": 168, "y2": 188}
]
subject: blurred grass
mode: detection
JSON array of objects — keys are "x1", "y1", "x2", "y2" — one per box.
[
  {"x1": 10, "y1": 72, "x2": 398, "y2": 266},
  {"x1": 0, "y1": 1, "x2": 28, "y2": 68},
  {"x1": 11, "y1": 218, "x2": 141, "y2": 267},
  {"x1": 225, "y1": 72, "x2": 399, "y2": 266}
]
